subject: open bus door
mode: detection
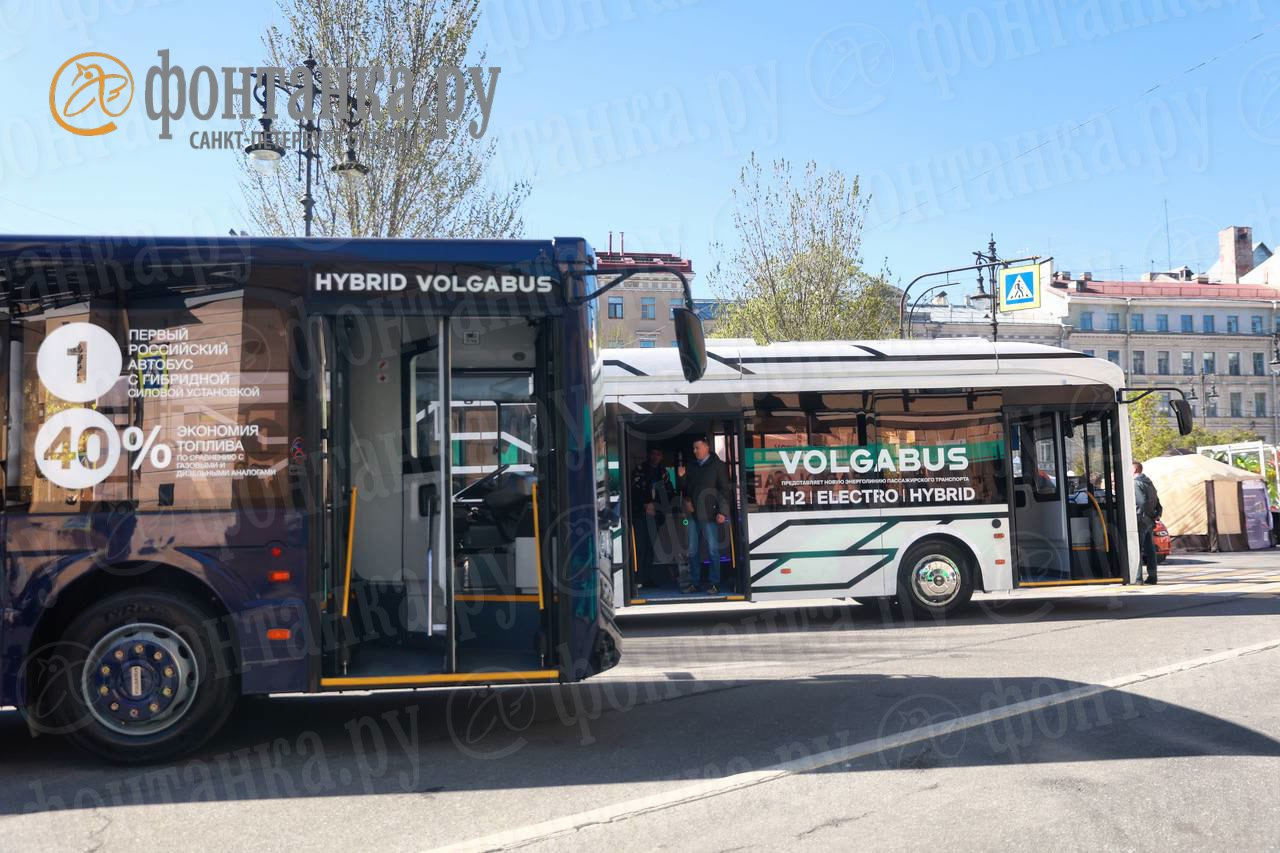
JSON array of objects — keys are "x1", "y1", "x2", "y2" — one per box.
[
  {"x1": 1009, "y1": 404, "x2": 1127, "y2": 587},
  {"x1": 619, "y1": 414, "x2": 746, "y2": 603},
  {"x1": 0, "y1": 301, "x2": 9, "y2": 665}
]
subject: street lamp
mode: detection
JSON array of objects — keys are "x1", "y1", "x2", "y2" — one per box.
[
  {"x1": 243, "y1": 56, "x2": 369, "y2": 237},
  {"x1": 1187, "y1": 376, "x2": 1219, "y2": 427},
  {"x1": 968, "y1": 269, "x2": 997, "y2": 341}
]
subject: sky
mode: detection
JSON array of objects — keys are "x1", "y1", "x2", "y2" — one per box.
[{"x1": 3, "y1": 0, "x2": 1280, "y2": 296}]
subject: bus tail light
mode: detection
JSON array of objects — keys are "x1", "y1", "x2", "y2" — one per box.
[
  {"x1": 268, "y1": 570, "x2": 291, "y2": 583},
  {"x1": 266, "y1": 628, "x2": 291, "y2": 641}
]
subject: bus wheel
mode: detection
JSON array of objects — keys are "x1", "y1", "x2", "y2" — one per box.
[
  {"x1": 45, "y1": 590, "x2": 237, "y2": 764},
  {"x1": 897, "y1": 540, "x2": 975, "y2": 619}
]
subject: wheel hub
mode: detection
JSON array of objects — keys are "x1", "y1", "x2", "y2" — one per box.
[
  {"x1": 913, "y1": 557, "x2": 960, "y2": 604},
  {"x1": 83, "y1": 624, "x2": 197, "y2": 736}
]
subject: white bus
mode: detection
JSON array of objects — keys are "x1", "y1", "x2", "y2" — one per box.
[{"x1": 603, "y1": 338, "x2": 1191, "y2": 616}]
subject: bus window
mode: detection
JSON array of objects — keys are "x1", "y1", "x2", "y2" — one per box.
[{"x1": 874, "y1": 391, "x2": 1007, "y2": 508}]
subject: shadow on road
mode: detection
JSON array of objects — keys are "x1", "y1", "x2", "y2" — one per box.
[{"x1": 1, "y1": 657, "x2": 1278, "y2": 814}]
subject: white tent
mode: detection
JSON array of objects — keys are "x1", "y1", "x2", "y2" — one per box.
[{"x1": 1142, "y1": 454, "x2": 1271, "y2": 552}]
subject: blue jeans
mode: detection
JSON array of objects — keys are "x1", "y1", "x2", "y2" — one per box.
[{"x1": 682, "y1": 520, "x2": 721, "y2": 586}]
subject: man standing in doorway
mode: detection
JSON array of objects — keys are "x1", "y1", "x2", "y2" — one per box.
[
  {"x1": 677, "y1": 437, "x2": 731, "y2": 594},
  {"x1": 630, "y1": 447, "x2": 674, "y2": 588},
  {"x1": 1133, "y1": 461, "x2": 1161, "y2": 585}
]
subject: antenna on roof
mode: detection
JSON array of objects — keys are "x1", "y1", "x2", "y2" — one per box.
[{"x1": 1164, "y1": 198, "x2": 1172, "y2": 270}]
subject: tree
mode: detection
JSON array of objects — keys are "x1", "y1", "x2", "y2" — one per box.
[
  {"x1": 1128, "y1": 392, "x2": 1179, "y2": 463},
  {"x1": 707, "y1": 154, "x2": 896, "y2": 343},
  {"x1": 240, "y1": 0, "x2": 528, "y2": 238},
  {"x1": 1172, "y1": 424, "x2": 1262, "y2": 452},
  {"x1": 1128, "y1": 390, "x2": 1263, "y2": 462}
]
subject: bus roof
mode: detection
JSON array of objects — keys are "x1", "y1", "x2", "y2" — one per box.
[
  {"x1": 603, "y1": 337, "x2": 1127, "y2": 394},
  {"x1": 0, "y1": 234, "x2": 592, "y2": 310}
]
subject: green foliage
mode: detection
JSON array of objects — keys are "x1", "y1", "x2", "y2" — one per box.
[
  {"x1": 708, "y1": 154, "x2": 897, "y2": 343},
  {"x1": 1129, "y1": 391, "x2": 1264, "y2": 462},
  {"x1": 1128, "y1": 392, "x2": 1179, "y2": 463},
  {"x1": 1172, "y1": 424, "x2": 1263, "y2": 452}
]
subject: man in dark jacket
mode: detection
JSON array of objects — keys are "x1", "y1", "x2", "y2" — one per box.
[
  {"x1": 630, "y1": 447, "x2": 674, "y2": 587},
  {"x1": 1133, "y1": 461, "x2": 1161, "y2": 584},
  {"x1": 677, "y1": 437, "x2": 731, "y2": 593}
]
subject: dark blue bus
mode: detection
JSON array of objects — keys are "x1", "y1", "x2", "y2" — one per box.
[{"x1": 0, "y1": 234, "x2": 704, "y2": 762}]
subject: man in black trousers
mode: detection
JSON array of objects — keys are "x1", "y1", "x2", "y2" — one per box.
[{"x1": 630, "y1": 446, "x2": 674, "y2": 588}]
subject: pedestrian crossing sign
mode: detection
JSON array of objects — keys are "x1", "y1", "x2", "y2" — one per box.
[{"x1": 998, "y1": 264, "x2": 1040, "y2": 312}]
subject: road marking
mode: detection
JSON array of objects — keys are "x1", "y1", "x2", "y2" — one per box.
[{"x1": 432, "y1": 636, "x2": 1280, "y2": 852}]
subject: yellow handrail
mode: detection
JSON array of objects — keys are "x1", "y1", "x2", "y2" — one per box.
[
  {"x1": 341, "y1": 487, "x2": 358, "y2": 619},
  {"x1": 532, "y1": 482, "x2": 545, "y2": 610},
  {"x1": 1085, "y1": 490, "x2": 1110, "y2": 553}
]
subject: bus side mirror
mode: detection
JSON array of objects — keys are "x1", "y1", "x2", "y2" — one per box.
[
  {"x1": 673, "y1": 308, "x2": 707, "y2": 383},
  {"x1": 1171, "y1": 398, "x2": 1194, "y2": 436}
]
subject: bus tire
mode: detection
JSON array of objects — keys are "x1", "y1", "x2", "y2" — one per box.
[
  {"x1": 896, "y1": 539, "x2": 975, "y2": 619},
  {"x1": 43, "y1": 589, "x2": 238, "y2": 764}
]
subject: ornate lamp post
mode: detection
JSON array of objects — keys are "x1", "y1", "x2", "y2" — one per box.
[{"x1": 243, "y1": 57, "x2": 369, "y2": 237}]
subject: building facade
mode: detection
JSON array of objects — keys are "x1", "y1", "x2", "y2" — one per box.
[
  {"x1": 913, "y1": 226, "x2": 1280, "y2": 441},
  {"x1": 596, "y1": 247, "x2": 697, "y2": 348}
]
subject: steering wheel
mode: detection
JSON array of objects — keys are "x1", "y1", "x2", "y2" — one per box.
[{"x1": 453, "y1": 464, "x2": 510, "y2": 501}]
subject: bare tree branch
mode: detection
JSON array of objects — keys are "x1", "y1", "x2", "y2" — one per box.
[{"x1": 238, "y1": 0, "x2": 528, "y2": 239}]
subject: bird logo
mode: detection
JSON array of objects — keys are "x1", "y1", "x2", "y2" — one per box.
[{"x1": 50, "y1": 52, "x2": 134, "y2": 136}]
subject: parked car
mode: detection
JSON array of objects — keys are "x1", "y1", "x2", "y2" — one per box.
[{"x1": 1154, "y1": 520, "x2": 1171, "y2": 562}]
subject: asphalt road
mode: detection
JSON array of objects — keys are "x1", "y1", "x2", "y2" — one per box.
[{"x1": 3, "y1": 551, "x2": 1280, "y2": 851}]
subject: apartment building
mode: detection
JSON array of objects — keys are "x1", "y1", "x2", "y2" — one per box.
[
  {"x1": 596, "y1": 241, "x2": 705, "y2": 348},
  {"x1": 913, "y1": 226, "x2": 1280, "y2": 441}
]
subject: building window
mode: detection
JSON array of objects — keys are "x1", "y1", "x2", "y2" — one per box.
[
  {"x1": 638, "y1": 339, "x2": 656, "y2": 349},
  {"x1": 1082, "y1": 348, "x2": 1095, "y2": 357},
  {"x1": 1079, "y1": 312, "x2": 1094, "y2": 331},
  {"x1": 1156, "y1": 351, "x2": 1170, "y2": 375},
  {"x1": 1207, "y1": 397, "x2": 1219, "y2": 418},
  {"x1": 1228, "y1": 351, "x2": 1241, "y2": 376},
  {"x1": 1181, "y1": 352, "x2": 1194, "y2": 375},
  {"x1": 1253, "y1": 315, "x2": 1264, "y2": 335},
  {"x1": 1227, "y1": 315, "x2": 1240, "y2": 334},
  {"x1": 1156, "y1": 314, "x2": 1170, "y2": 332},
  {"x1": 1203, "y1": 315, "x2": 1215, "y2": 333},
  {"x1": 670, "y1": 340, "x2": 678, "y2": 347},
  {"x1": 1131, "y1": 313, "x2": 1145, "y2": 332},
  {"x1": 640, "y1": 296, "x2": 656, "y2": 320},
  {"x1": 1106, "y1": 312, "x2": 1120, "y2": 332},
  {"x1": 1257, "y1": 392, "x2": 1268, "y2": 417},
  {"x1": 668, "y1": 299, "x2": 683, "y2": 319},
  {"x1": 1230, "y1": 392, "x2": 1243, "y2": 418},
  {"x1": 1107, "y1": 349, "x2": 1121, "y2": 366},
  {"x1": 1131, "y1": 351, "x2": 1145, "y2": 374},
  {"x1": 1203, "y1": 352, "x2": 1216, "y2": 374},
  {"x1": 1181, "y1": 315, "x2": 1194, "y2": 333},
  {"x1": 1255, "y1": 351, "x2": 1267, "y2": 376},
  {"x1": 607, "y1": 296, "x2": 624, "y2": 319}
]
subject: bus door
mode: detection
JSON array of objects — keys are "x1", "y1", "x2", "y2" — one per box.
[
  {"x1": 327, "y1": 314, "x2": 548, "y2": 681},
  {"x1": 710, "y1": 417, "x2": 748, "y2": 597},
  {"x1": 1061, "y1": 408, "x2": 1125, "y2": 581},
  {"x1": 618, "y1": 414, "x2": 744, "y2": 602},
  {"x1": 1007, "y1": 409, "x2": 1070, "y2": 583},
  {"x1": 0, "y1": 308, "x2": 9, "y2": 659},
  {"x1": 322, "y1": 313, "x2": 451, "y2": 679}
]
